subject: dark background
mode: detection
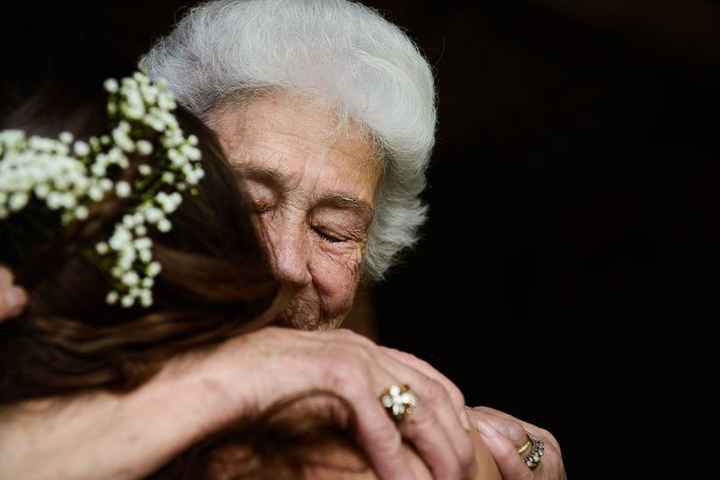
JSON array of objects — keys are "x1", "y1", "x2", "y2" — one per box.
[{"x1": 3, "y1": 1, "x2": 717, "y2": 477}]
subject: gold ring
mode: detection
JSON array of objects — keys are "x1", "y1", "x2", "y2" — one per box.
[{"x1": 517, "y1": 437, "x2": 533, "y2": 456}]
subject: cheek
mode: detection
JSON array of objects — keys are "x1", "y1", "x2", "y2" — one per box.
[{"x1": 310, "y1": 246, "x2": 363, "y2": 313}]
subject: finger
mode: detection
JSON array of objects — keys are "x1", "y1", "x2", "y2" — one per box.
[
  {"x1": 401, "y1": 403, "x2": 468, "y2": 480},
  {"x1": 468, "y1": 408, "x2": 529, "y2": 450},
  {"x1": 327, "y1": 335, "x2": 470, "y2": 480},
  {"x1": 321, "y1": 345, "x2": 418, "y2": 480},
  {"x1": 474, "y1": 407, "x2": 565, "y2": 477},
  {"x1": 381, "y1": 360, "x2": 476, "y2": 480},
  {"x1": 350, "y1": 384, "x2": 418, "y2": 480},
  {"x1": 322, "y1": 332, "x2": 473, "y2": 480},
  {"x1": 474, "y1": 407, "x2": 561, "y2": 453},
  {"x1": 400, "y1": 441, "x2": 435, "y2": 480},
  {"x1": 475, "y1": 420, "x2": 534, "y2": 480},
  {"x1": 381, "y1": 346, "x2": 471, "y2": 430}
]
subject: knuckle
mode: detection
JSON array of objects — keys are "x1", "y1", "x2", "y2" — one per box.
[
  {"x1": 407, "y1": 402, "x2": 439, "y2": 432},
  {"x1": 467, "y1": 407, "x2": 488, "y2": 422},
  {"x1": 472, "y1": 405, "x2": 491, "y2": 415},
  {"x1": 326, "y1": 352, "x2": 372, "y2": 396},
  {"x1": 507, "y1": 421, "x2": 528, "y2": 440},
  {"x1": 447, "y1": 383, "x2": 466, "y2": 410},
  {"x1": 423, "y1": 379, "x2": 448, "y2": 405}
]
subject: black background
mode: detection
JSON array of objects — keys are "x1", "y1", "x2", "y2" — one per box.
[{"x1": 3, "y1": 1, "x2": 717, "y2": 477}]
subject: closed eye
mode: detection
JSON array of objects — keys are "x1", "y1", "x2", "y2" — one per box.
[{"x1": 312, "y1": 226, "x2": 346, "y2": 243}]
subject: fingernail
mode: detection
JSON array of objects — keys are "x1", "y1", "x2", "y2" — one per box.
[{"x1": 4, "y1": 288, "x2": 27, "y2": 314}]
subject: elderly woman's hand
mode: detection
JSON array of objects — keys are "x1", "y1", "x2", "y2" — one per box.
[
  {"x1": 0, "y1": 266, "x2": 27, "y2": 321},
  {"x1": 375, "y1": 346, "x2": 567, "y2": 480},
  {"x1": 1, "y1": 326, "x2": 477, "y2": 480},
  {"x1": 204, "y1": 327, "x2": 478, "y2": 480},
  {"x1": 467, "y1": 407, "x2": 566, "y2": 480}
]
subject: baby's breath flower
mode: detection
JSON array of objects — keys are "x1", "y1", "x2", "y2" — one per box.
[
  {"x1": 146, "y1": 262, "x2": 161, "y2": 277},
  {"x1": 116, "y1": 181, "x2": 131, "y2": 198},
  {"x1": 73, "y1": 141, "x2": 90, "y2": 157},
  {"x1": 158, "y1": 219, "x2": 172, "y2": 232},
  {"x1": 9, "y1": 192, "x2": 28, "y2": 211},
  {"x1": 122, "y1": 271, "x2": 140, "y2": 287},
  {"x1": 104, "y1": 79, "x2": 119, "y2": 93},
  {"x1": 137, "y1": 141, "x2": 153, "y2": 156},
  {"x1": 106, "y1": 291, "x2": 119, "y2": 304},
  {"x1": 59, "y1": 132, "x2": 74, "y2": 144},
  {"x1": 75, "y1": 206, "x2": 89, "y2": 220},
  {"x1": 96, "y1": 242, "x2": 109, "y2": 255},
  {"x1": 88, "y1": 186, "x2": 104, "y2": 201}
]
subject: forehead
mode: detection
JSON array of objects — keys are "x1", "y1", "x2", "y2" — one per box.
[{"x1": 209, "y1": 91, "x2": 382, "y2": 204}]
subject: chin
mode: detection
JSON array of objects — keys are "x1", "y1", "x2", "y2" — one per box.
[{"x1": 273, "y1": 307, "x2": 343, "y2": 332}]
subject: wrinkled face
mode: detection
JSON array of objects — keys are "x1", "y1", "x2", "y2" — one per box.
[{"x1": 209, "y1": 92, "x2": 382, "y2": 330}]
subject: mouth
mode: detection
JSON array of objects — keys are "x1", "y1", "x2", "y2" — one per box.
[
  {"x1": 270, "y1": 304, "x2": 330, "y2": 331},
  {"x1": 262, "y1": 291, "x2": 337, "y2": 331}
]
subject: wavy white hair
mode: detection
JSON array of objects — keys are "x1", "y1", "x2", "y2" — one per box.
[{"x1": 141, "y1": 0, "x2": 436, "y2": 280}]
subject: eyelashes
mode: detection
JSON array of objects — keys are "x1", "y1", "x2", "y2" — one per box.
[{"x1": 312, "y1": 226, "x2": 347, "y2": 244}]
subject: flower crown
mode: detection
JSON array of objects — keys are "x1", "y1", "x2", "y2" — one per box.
[{"x1": 0, "y1": 72, "x2": 205, "y2": 308}]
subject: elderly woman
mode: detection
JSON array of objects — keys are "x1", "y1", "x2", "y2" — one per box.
[{"x1": 1, "y1": 1, "x2": 565, "y2": 479}]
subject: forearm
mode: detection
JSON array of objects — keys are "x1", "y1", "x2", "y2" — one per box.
[
  {"x1": 0, "y1": 349, "x2": 245, "y2": 480},
  {"x1": 0, "y1": 392, "x2": 138, "y2": 480}
]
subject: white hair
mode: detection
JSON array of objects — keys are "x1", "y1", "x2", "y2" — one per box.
[{"x1": 141, "y1": 0, "x2": 436, "y2": 280}]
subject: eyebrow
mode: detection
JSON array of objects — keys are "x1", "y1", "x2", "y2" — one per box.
[
  {"x1": 236, "y1": 164, "x2": 375, "y2": 224},
  {"x1": 315, "y1": 194, "x2": 375, "y2": 226},
  {"x1": 234, "y1": 164, "x2": 292, "y2": 195}
]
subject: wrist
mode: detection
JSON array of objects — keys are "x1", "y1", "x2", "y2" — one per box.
[{"x1": 143, "y1": 337, "x2": 258, "y2": 439}]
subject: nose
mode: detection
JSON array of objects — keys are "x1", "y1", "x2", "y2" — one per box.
[{"x1": 263, "y1": 218, "x2": 312, "y2": 289}]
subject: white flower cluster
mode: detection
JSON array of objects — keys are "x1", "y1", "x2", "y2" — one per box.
[
  {"x1": 99, "y1": 191, "x2": 183, "y2": 308},
  {"x1": 0, "y1": 131, "x2": 107, "y2": 222},
  {"x1": 0, "y1": 72, "x2": 206, "y2": 308}
]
